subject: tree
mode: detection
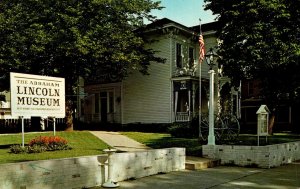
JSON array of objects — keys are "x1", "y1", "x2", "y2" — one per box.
[
  {"x1": 205, "y1": 0, "x2": 300, "y2": 131},
  {"x1": 0, "y1": 0, "x2": 164, "y2": 130}
]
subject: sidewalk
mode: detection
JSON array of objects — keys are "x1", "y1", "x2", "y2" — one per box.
[
  {"x1": 118, "y1": 162, "x2": 300, "y2": 189},
  {"x1": 92, "y1": 161, "x2": 299, "y2": 189},
  {"x1": 89, "y1": 131, "x2": 151, "y2": 152}
]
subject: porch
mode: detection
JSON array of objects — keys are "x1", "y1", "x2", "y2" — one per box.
[{"x1": 173, "y1": 78, "x2": 208, "y2": 123}]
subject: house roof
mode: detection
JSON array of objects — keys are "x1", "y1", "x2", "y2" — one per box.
[
  {"x1": 138, "y1": 18, "x2": 219, "y2": 36},
  {"x1": 190, "y1": 21, "x2": 220, "y2": 34},
  {"x1": 142, "y1": 18, "x2": 190, "y2": 31}
]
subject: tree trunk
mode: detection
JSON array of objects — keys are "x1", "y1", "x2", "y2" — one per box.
[{"x1": 65, "y1": 100, "x2": 73, "y2": 131}]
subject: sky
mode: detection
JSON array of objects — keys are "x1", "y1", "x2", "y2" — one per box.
[{"x1": 150, "y1": 0, "x2": 217, "y2": 27}]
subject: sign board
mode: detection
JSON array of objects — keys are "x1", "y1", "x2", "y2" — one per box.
[
  {"x1": 257, "y1": 114, "x2": 268, "y2": 136},
  {"x1": 256, "y1": 105, "x2": 270, "y2": 136},
  {"x1": 10, "y1": 72, "x2": 65, "y2": 118}
]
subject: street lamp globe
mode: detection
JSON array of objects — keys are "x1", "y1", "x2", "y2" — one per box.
[{"x1": 205, "y1": 48, "x2": 219, "y2": 70}]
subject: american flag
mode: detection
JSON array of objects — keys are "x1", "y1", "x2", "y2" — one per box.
[{"x1": 199, "y1": 34, "x2": 205, "y2": 62}]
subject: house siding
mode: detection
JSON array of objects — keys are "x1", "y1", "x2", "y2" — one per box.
[
  {"x1": 122, "y1": 36, "x2": 172, "y2": 124},
  {"x1": 121, "y1": 32, "x2": 213, "y2": 124}
]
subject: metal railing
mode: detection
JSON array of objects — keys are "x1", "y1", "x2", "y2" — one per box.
[{"x1": 175, "y1": 112, "x2": 191, "y2": 122}]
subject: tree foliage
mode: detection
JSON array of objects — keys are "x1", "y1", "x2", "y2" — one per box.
[
  {"x1": 205, "y1": 0, "x2": 300, "y2": 108},
  {"x1": 0, "y1": 0, "x2": 164, "y2": 130},
  {"x1": 0, "y1": 0, "x2": 164, "y2": 92}
]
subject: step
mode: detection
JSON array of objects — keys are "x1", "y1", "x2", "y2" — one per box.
[{"x1": 185, "y1": 156, "x2": 220, "y2": 170}]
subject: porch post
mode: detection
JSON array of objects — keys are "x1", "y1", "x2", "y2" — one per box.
[
  {"x1": 188, "y1": 90, "x2": 191, "y2": 121},
  {"x1": 192, "y1": 83, "x2": 196, "y2": 119},
  {"x1": 174, "y1": 91, "x2": 178, "y2": 121}
]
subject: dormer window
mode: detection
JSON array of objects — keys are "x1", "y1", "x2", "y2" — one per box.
[{"x1": 176, "y1": 43, "x2": 183, "y2": 68}]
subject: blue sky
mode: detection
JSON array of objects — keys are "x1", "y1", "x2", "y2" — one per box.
[{"x1": 150, "y1": 0, "x2": 217, "y2": 27}]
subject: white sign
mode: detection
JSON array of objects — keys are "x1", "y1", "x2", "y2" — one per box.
[
  {"x1": 256, "y1": 105, "x2": 270, "y2": 136},
  {"x1": 10, "y1": 72, "x2": 65, "y2": 118}
]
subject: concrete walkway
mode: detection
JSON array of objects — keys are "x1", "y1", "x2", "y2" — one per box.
[
  {"x1": 90, "y1": 161, "x2": 300, "y2": 189},
  {"x1": 89, "y1": 131, "x2": 151, "y2": 152},
  {"x1": 116, "y1": 162, "x2": 300, "y2": 189}
]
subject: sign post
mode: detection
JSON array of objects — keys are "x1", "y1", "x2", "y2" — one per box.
[
  {"x1": 20, "y1": 116, "x2": 25, "y2": 147},
  {"x1": 53, "y1": 117, "x2": 56, "y2": 136},
  {"x1": 10, "y1": 72, "x2": 65, "y2": 146}
]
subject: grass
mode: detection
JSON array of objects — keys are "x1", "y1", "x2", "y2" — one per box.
[
  {"x1": 121, "y1": 132, "x2": 203, "y2": 157},
  {"x1": 1, "y1": 131, "x2": 298, "y2": 164},
  {"x1": 121, "y1": 132, "x2": 300, "y2": 157},
  {"x1": 230, "y1": 133, "x2": 300, "y2": 146},
  {"x1": 0, "y1": 131, "x2": 110, "y2": 164}
]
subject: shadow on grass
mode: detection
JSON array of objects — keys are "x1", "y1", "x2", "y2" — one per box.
[
  {"x1": 0, "y1": 144, "x2": 17, "y2": 149},
  {"x1": 144, "y1": 136, "x2": 205, "y2": 157},
  {"x1": 122, "y1": 132, "x2": 300, "y2": 158},
  {"x1": 221, "y1": 134, "x2": 300, "y2": 146}
]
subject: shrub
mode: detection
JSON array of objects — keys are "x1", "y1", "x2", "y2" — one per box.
[
  {"x1": 47, "y1": 136, "x2": 70, "y2": 151},
  {"x1": 29, "y1": 136, "x2": 70, "y2": 151},
  {"x1": 27, "y1": 144, "x2": 47, "y2": 153},
  {"x1": 168, "y1": 122, "x2": 192, "y2": 138},
  {"x1": 29, "y1": 136, "x2": 49, "y2": 147},
  {"x1": 10, "y1": 144, "x2": 27, "y2": 154},
  {"x1": 168, "y1": 117, "x2": 199, "y2": 138}
]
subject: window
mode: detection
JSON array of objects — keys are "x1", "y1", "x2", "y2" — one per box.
[
  {"x1": 248, "y1": 81, "x2": 254, "y2": 97},
  {"x1": 176, "y1": 43, "x2": 182, "y2": 68},
  {"x1": 80, "y1": 99, "x2": 84, "y2": 115},
  {"x1": 232, "y1": 94, "x2": 238, "y2": 117},
  {"x1": 95, "y1": 91, "x2": 115, "y2": 114},
  {"x1": 108, "y1": 92, "x2": 114, "y2": 113},
  {"x1": 188, "y1": 47, "x2": 195, "y2": 69},
  {"x1": 95, "y1": 93, "x2": 99, "y2": 113}
]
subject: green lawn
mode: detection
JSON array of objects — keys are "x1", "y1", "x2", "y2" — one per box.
[
  {"x1": 121, "y1": 132, "x2": 203, "y2": 156},
  {"x1": 1, "y1": 131, "x2": 298, "y2": 164},
  {"x1": 0, "y1": 131, "x2": 110, "y2": 164},
  {"x1": 121, "y1": 132, "x2": 300, "y2": 157},
  {"x1": 232, "y1": 133, "x2": 300, "y2": 146}
]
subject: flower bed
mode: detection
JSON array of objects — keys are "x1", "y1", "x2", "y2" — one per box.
[{"x1": 10, "y1": 136, "x2": 71, "y2": 154}]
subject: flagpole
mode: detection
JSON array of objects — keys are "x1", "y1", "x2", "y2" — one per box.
[{"x1": 199, "y1": 19, "x2": 202, "y2": 139}]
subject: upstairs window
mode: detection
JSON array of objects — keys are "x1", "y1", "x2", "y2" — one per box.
[
  {"x1": 176, "y1": 43, "x2": 182, "y2": 68},
  {"x1": 248, "y1": 81, "x2": 254, "y2": 97},
  {"x1": 188, "y1": 47, "x2": 195, "y2": 69}
]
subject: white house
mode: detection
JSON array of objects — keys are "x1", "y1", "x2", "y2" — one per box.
[{"x1": 81, "y1": 18, "x2": 232, "y2": 125}]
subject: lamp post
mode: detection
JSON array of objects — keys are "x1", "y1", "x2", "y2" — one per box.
[{"x1": 205, "y1": 48, "x2": 219, "y2": 145}]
